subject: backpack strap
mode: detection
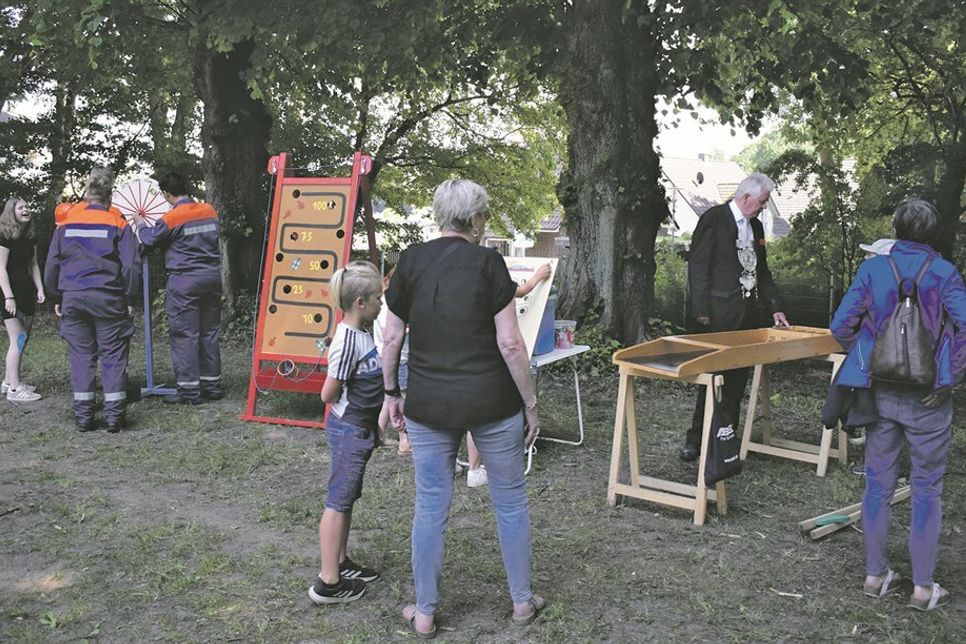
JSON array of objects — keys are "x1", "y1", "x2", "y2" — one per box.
[
  {"x1": 913, "y1": 256, "x2": 934, "y2": 286},
  {"x1": 886, "y1": 255, "x2": 934, "y2": 293},
  {"x1": 885, "y1": 256, "x2": 902, "y2": 284}
]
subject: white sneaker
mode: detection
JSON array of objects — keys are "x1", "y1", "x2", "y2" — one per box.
[
  {"x1": 1, "y1": 381, "x2": 35, "y2": 394},
  {"x1": 7, "y1": 386, "x2": 41, "y2": 402},
  {"x1": 467, "y1": 466, "x2": 488, "y2": 488}
]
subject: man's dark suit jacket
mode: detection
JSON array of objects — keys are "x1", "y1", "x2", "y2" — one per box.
[{"x1": 688, "y1": 201, "x2": 780, "y2": 332}]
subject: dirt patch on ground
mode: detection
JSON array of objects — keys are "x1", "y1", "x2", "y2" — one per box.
[{"x1": 2, "y1": 328, "x2": 966, "y2": 642}]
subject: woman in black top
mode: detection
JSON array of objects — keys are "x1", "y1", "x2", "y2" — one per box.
[
  {"x1": 382, "y1": 179, "x2": 544, "y2": 637},
  {"x1": 0, "y1": 197, "x2": 45, "y2": 401}
]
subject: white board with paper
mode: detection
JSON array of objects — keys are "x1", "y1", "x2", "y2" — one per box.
[{"x1": 504, "y1": 256, "x2": 558, "y2": 358}]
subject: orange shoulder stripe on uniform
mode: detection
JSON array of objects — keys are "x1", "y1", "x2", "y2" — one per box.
[
  {"x1": 109, "y1": 206, "x2": 129, "y2": 229},
  {"x1": 54, "y1": 201, "x2": 88, "y2": 226},
  {"x1": 61, "y1": 206, "x2": 128, "y2": 228},
  {"x1": 162, "y1": 202, "x2": 218, "y2": 229}
]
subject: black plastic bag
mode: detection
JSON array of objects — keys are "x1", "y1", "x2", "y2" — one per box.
[{"x1": 705, "y1": 388, "x2": 742, "y2": 485}]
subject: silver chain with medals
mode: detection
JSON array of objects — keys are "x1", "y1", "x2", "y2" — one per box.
[{"x1": 736, "y1": 238, "x2": 757, "y2": 298}]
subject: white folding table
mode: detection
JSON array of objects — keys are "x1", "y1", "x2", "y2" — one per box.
[{"x1": 526, "y1": 344, "x2": 590, "y2": 472}]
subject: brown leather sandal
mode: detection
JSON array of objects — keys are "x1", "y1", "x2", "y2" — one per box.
[
  {"x1": 402, "y1": 604, "x2": 437, "y2": 639},
  {"x1": 512, "y1": 594, "x2": 547, "y2": 625}
]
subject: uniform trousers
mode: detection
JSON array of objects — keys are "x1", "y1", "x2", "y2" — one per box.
[
  {"x1": 166, "y1": 271, "x2": 222, "y2": 398},
  {"x1": 60, "y1": 292, "x2": 134, "y2": 424}
]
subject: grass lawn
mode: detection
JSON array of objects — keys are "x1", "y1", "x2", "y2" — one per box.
[{"x1": 2, "y1": 314, "x2": 965, "y2": 642}]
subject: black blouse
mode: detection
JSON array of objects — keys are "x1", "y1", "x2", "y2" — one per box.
[{"x1": 386, "y1": 237, "x2": 520, "y2": 429}]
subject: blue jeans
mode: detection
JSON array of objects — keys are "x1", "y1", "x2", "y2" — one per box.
[
  {"x1": 325, "y1": 413, "x2": 376, "y2": 512},
  {"x1": 406, "y1": 411, "x2": 532, "y2": 616},
  {"x1": 863, "y1": 386, "x2": 952, "y2": 586}
]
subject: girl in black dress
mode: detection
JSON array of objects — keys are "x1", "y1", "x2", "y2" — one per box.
[{"x1": 0, "y1": 197, "x2": 45, "y2": 401}]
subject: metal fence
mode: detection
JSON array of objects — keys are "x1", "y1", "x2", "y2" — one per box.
[{"x1": 652, "y1": 266, "x2": 833, "y2": 330}]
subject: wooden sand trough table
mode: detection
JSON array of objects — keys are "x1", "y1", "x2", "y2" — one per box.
[{"x1": 607, "y1": 326, "x2": 846, "y2": 525}]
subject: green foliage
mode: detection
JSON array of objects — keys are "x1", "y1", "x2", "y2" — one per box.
[
  {"x1": 265, "y1": 2, "x2": 565, "y2": 235},
  {"x1": 5, "y1": 0, "x2": 565, "y2": 298},
  {"x1": 653, "y1": 239, "x2": 689, "y2": 326},
  {"x1": 733, "y1": 127, "x2": 813, "y2": 174},
  {"x1": 764, "y1": 150, "x2": 860, "y2": 289},
  {"x1": 4, "y1": 0, "x2": 202, "y2": 219},
  {"x1": 724, "y1": 1, "x2": 966, "y2": 256},
  {"x1": 368, "y1": 212, "x2": 423, "y2": 255},
  {"x1": 572, "y1": 303, "x2": 622, "y2": 378},
  {"x1": 151, "y1": 289, "x2": 169, "y2": 338},
  {"x1": 222, "y1": 291, "x2": 257, "y2": 346}
]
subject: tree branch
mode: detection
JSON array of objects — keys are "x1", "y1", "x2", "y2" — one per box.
[
  {"x1": 374, "y1": 91, "x2": 496, "y2": 162},
  {"x1": 888, "y1": 40, "x2": 945, "y2": 146}
]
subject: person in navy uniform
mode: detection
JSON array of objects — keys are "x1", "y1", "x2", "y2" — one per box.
[
  {"x1": 44, "y1": 166, "x2": 141, "y2": 432},
  {"x1": 131, "y1": 171, "x2": 222, "y2": 404}
]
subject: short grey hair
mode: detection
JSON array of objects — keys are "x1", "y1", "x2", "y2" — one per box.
[
  {"x1": 736, "y1": 172, "x2": 775, "y2": 199},
  {"x1": 892, "y1": 198, "x2": 938, "y2": 245},
  {"x1": 433, "y1": 179, "x2": 489, "y2": 233},
  {"x1": 85, "y1": 166, "x2": 115, "y2": 205}
]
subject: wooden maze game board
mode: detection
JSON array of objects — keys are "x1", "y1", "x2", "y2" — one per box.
[{"x1": 242, "y1": 151, "x2": 371, "y2": 429}]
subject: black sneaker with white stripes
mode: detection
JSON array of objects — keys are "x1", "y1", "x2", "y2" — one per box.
[
  {"x1": 308, "y1": 576, "x2": 366, "y2": 605},
  {"x1": 340, "y1": 557, "x2": 380, "y2": 582}
]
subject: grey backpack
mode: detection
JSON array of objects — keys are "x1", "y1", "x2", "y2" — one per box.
[{"x1": 869, "y1": 257, "x2": 936, "y2": 386}]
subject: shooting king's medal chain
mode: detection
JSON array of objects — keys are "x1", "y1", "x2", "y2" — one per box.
[{"x1": 736, "y1": 239, "x2": 758, "y2": 299}]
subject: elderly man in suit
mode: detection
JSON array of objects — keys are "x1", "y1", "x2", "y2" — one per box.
[{"x1": 681, "y1": 172, "x2": 790, "y2": 461}]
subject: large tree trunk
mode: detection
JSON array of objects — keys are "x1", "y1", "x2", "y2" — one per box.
[
  {"x1": 193, "y1": 37, "x2": 272, "y2": 314},
  {"x1": 40, "y1": 82, "x2": 78, "y2": 244},
  {"x1": 932, "y1": 142, "x2": 966, "y2": 260},
  {"x1": 557, "y1": 2, "x2": 669, "y2": 344},
  {"x1": 150, "y1": 92, "x2": 196, "y2": 165}
]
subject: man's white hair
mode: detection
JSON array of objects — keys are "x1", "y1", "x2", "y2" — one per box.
[
  {"x1": 433, "y1": 179, "x2": 489, "y2": 233},
  {"x1": 736, "y1": 172, "x2": 775, "y2": 199}
]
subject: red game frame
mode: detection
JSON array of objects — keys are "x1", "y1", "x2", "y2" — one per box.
[{"x1": 241, "y1": 151, "x2": 371, "y2": 429}]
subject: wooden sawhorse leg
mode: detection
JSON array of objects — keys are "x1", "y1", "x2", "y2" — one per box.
[
  {"x1": 739, "y1": 357, "x2": 848, "y2": 477},
  {"x1": 607, "y1": 371, "x2": 630, "y2": 506},
  {"x1": 607, "y1": 371, "x2": 724, "y2": 525}
]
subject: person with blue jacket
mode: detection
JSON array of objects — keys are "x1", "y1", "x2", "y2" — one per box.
[
  {"x1": 44, "y1": 167, "x2": 141, "y2": 432},
  {"x1": 830, "y1": 198, "x2": 966, "y2": 611},
  {"x1": 130, "y1": 171, "x2": 222, "y2": 404}
]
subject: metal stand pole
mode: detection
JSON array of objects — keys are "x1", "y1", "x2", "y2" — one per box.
[{"x1": 140, "y1": 257, "x2": 176, "y2": 397}]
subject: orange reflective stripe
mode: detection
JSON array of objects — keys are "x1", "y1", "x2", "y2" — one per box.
[
  {"x1": 54, "y1": 201, "x2": 88, "y2": 226},
  {"x1": 162, "y1": 202, "x2": 218, "y2": 229},
  {"x1": 61, "y1": 205, "x2": 128, "y2": 228}
]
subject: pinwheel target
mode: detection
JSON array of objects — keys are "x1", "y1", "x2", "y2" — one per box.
[
  {"x1": 112, "y1": 177, "x2": 177, "y2": 398},
  {"x1": 112, "y1": 178, "x2": 170, "y2": 227}
]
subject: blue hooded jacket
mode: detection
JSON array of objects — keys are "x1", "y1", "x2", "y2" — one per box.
[{"x1": 830, "y1": 240, "x2": 966, "y2": 389}]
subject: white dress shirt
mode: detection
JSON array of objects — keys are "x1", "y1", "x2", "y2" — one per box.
[{"x1": 729, "y1": 200, "x2": 753, "y2": 244}]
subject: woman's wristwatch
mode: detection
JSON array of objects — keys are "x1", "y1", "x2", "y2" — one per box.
[{"x1": 384, "y1": 386, "x2": 402, "y2": 398}]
